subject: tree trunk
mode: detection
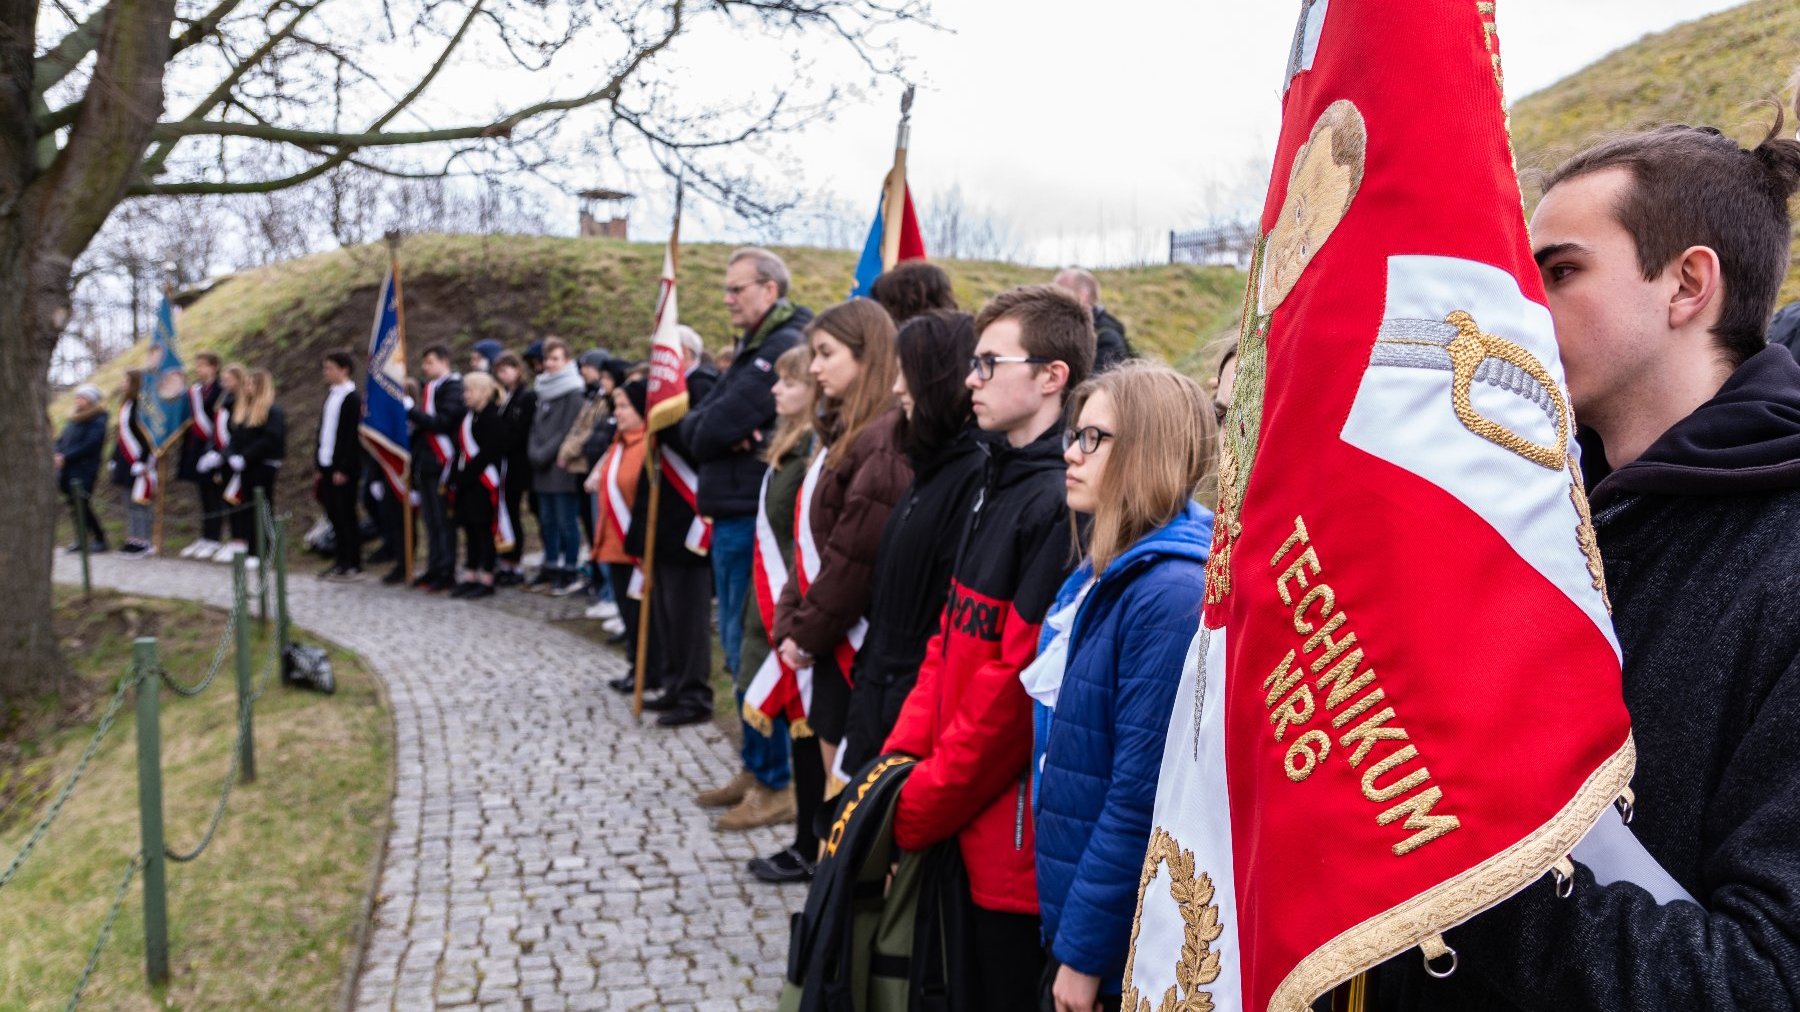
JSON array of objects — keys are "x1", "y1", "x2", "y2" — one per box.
[{"x1": 0, "y1": 224, "x2": 66, "y2": 704}]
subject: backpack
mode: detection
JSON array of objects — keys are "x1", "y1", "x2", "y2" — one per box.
[{"x1": 779, "y1": 753, "x2": 976, "y2": 1012}]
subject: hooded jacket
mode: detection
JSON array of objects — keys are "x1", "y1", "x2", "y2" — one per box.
[
  {"x1": 774, "y1": 408, "x2": 913, "y2": 658},
  {"x1": 1033, "y1": 502, "x2": 1212, "y2": 993},
  {"x1": 1375, "y1": 346, "x2": 1800, "y2": 1011},
  {"x1": 1092, "y1": 307, "x2": 1133, "y2": 374},
  {"x1": 676, "y1": 301, "x2": 814, "y2": 519},
  {"x1": 840, "y1": 425, "x2": 991, "y2": 773},
  {"x1": 883, "y1": 425, "x2": 1079, "y2": 915},
  {"x1": 56, "y1": 402, "x2": 109, "y2": 493}
]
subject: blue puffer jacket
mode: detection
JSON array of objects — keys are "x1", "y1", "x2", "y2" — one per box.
[{"x1": 1033, "y1": 501, "x2": 1211, "y2": 990}]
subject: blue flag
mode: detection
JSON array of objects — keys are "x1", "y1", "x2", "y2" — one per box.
[
  {"x1": 360, "y1": 264, "x2": 411, "y2": 497},
  {"x1": 850, "y1": 191, "x2": 888, "y2": 298},
  {"x1": 139, "y1": 295, "x2": 191, "y2": 450}
]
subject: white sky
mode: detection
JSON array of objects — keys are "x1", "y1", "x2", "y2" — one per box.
[{"x1": 350, "y1": 0, "x2": 1752, "y2": 264}]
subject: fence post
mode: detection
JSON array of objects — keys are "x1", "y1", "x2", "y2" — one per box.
[
  {"x1": 274, "y1": 515, "x2": 290, "y2": 662},
  {"x1": 74, "y1": 480, "x2": 92, "y2": 599},
  {"x1": 132, "y1": 638, "x2": 170, "y2": 987},
  {"x1": 232, "y1": 554, "x2": 257, "y2": 784},
  {"x1": 252, "y1": 488, "x2": 269, "y2": 625}
]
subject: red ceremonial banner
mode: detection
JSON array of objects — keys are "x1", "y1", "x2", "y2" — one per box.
[{"x1": 1125, "y1": 3, "x2": 1636, "y2": 1009}]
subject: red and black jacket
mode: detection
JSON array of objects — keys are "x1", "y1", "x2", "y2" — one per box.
[{"x1": 883, "y1": 425, "x2": 1078, "y2": 915}]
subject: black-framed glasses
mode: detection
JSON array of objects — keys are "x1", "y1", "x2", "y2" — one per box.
[
  {"x1": 968, "y1": 354, "x2": 1052, "y2": 381},
  {"x1": 1062, "y1": 425, "x2": 1115, "y2": 455}
]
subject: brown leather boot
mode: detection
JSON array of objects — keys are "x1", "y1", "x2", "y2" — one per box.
[
  {"x1": 716, "y1": 782, "x2": 798, "y2": 831},
  {"x1": 696, "y1": 769, "x2": 755, "y2": 808}
]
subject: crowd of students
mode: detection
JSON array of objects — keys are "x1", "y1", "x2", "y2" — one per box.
[{"x1": 48, "y1": 105, "x2": 1800, "y2": 1009}]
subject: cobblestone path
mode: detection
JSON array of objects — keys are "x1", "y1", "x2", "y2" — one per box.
[{"x1": 55, "y1": 552, "x2": 804, "y2": 1011}]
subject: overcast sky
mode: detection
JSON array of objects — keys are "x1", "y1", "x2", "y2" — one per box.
[{"x1": 408, "y1": 1, "x2": 1750, "y2": 264}]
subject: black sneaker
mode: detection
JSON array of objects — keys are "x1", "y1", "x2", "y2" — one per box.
[
  {"x1": 748, "y1": 846, "x2": 815, "y2": 884},
  {"x1": 607, "y1": 674, "x2": 637, "y2": 694},
  {"x1": 526, "y1": 567, "x2": 558, "y2": 589},
  {"x1": 449, "y1": 581, "x2": 478, "y2": 598},
  {"x1": 381, "y1": 566, "x2": 407, "y2": 585},
  {"x1": 463, "y1": 583, "x2": 495, "y2": 599},
  {"x1": 494, "y1": 570, "x2": 525, "y2": 588},
  {"x1": 641, "y1": 690, "x2": 679, "y2": 712},
  {"x1": 324, "y1": 567, "x2": 365, "y2": 584}
]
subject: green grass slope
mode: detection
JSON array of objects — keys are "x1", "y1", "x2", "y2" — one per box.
[{"x1": 1508, "y1": 0, "x2": 1800, "y2": 299}]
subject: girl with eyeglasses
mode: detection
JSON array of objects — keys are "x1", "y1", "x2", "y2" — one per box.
[{"x1": 1023, "y1": 362, "x2": 1216, "y2": 1012}]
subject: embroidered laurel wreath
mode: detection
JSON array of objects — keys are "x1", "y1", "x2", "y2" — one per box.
[{"x1": 1123, "y1": 828, "x2": 1223, "y2": 1012}]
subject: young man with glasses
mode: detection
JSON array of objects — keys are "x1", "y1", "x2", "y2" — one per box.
[{"x1": 884, "y1": 284, "x2": 1095, "y2": 1009}]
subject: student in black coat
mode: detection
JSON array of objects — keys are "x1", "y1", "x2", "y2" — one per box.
[
  {"x1": 176, "y1": 352, "x2": 227, "y2": 556},
  {"x1": 627, "y1": 345, "x2": 719, "y2": 728},
  {"x1": 1375, "y1": 108, "x2": 1800, "y2": 1012},
  {"x1": 316, "y1": 350, "x2": 364, "y2": 580},
  {"x1": 54, "y1": 383, "x2": 109, "y2": 551},
  {"x1": 493, "y1": 352, "x2": 536, "y2": 586},
  {"x1": 451, "y1": 372, "x2": 511, "y2": 599},
  {"x1": 221, "y1": 368, "x2": 287, "y2": 562},
  {"x1": 407, "y1": 344, "x2": 465, "y2": 590},
  {"x1": 838, "y1": 311, "x2": 991, "y2": 773}
]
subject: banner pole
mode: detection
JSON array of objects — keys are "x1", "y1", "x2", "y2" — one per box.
[{"x1": 632, "y1": 435, "x2": 663, "y2": 721}]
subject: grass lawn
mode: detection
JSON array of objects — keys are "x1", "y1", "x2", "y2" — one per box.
[{"x1": 0, "y1": 588, "x2": 391, "y2": 1011}]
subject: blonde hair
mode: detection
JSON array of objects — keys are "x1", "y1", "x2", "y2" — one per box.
[
  {"x1": 1066, "y1": 362, "x2": 1216, "y2": 573},
  {"x1": 762, "y1": 345, "x2": 817, "y2": 469},
  {"x1": 236, "y1": 368, "x2": 276, "y2": 428},
  {"x1": 221, "y1": 363, "x2": 249, "y2": 394},
  {"x1": 810, "y1": 298, "x2": 899, "y2": 470},
  {"x1": 462, "y1": 370, "x2": 498, "y2": 410}
]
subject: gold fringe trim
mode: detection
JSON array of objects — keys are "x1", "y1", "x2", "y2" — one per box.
[
  {"x1": 1265, "y1": 734, "x2": 1635, "y2": 1011},
  {"x1": 740, "y1": 702, "x2": 773, "y2": 737}
]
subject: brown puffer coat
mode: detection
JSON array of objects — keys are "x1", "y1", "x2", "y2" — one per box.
[{"x1": 774, "y1": 407, "x2": 913, "y2": 658}]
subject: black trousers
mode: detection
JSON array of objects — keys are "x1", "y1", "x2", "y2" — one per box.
[
  {"x1": 649, "y1": 563, "x2": 713, "y2": 710},
  {"x1": 792, "y1": 734, "x2": 825, "y2": 856},
  {"x1": 321, "y1": 473, "x2": 361, "y2": 570},
  {"x1": 417, "y1": 472, "x2": 456, "y2": 579},
  {"x1": 502, "y1": 474, "x2": 529, "y2": 565},
  {"x1": 192, "y1": 475, "x2": 225, "y2": 540},
  {"x1": 226, "y1": 471, "x2": 277, "y2": 555},
  {"x1": 458, "y1": 483, "x2": 496, "y2": 574},
  {"x1": 607, "y1": 563, "x2": 642, "y2": 667},
  {"x1": 63, "y1": 483, "x2": 105, "y2": 546},
  {"x1": 970, "y1": 906, "x2": 1043, "y2": 1010}
]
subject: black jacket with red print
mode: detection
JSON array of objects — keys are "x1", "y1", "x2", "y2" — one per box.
[{"x1": 884, "y1": 424, "x2": 1079, "y2": 915}]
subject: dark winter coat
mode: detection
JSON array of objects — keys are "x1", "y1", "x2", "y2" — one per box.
[
  {"x1": 840, "y1": 425, "x2": 990, "y2": 773},
  {"x1": 316, "y1": 385, "x2": 362, "y2": 479},
  {"x1": 409, "y1": 374, "x2": 465, "y2": 480},
  {"x1": 1374, "y1": 345, "x2": 1800, "y2": 1011},
  {"x1": 55, "y1": 404, "x2": 108, "y2": 494},
  {"x1": 1092, "y1": 307, "x2": 1132, "y2": 373},
  {"x1": 676, "y1": 301, "x2": 814, "y2": 519},
  {"x1": 1033, "y1": 502, "x2": 1212, "y2": 992},
  {"x1": 527, "y1": 367, "x2": 584, "y2": 495},
  {"x1": 500, "y1": 385, "x2": 536, "y2": 497},
  {"x1": 225, "y1": 404, "x2": 287, "y2": 492},
  {"x1": 454, "y1": 400, "x2": 509, "y2": 524},
  {"x1": 177, "y1": 380, "x2": 223, "y2": 480},
  {"x1": 625, "y1": 365, "x2": 718, "y2": 568},
  {"x1": 774, "y1": 408, "x2": 913, "y2": 658},
  {"x1": 884, "y1": 425, "x2": 1079, "y2": 915}
]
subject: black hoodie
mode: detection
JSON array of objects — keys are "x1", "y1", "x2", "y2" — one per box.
[{"x1": 1375, "y1": 346, "x2": 1800, "y2": 1010}]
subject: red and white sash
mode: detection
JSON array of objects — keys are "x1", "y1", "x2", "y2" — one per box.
[
  {"x1": 188, "y1": 383, "x2": 214, "y2": 443},
  {"x1": 423, "y1": 375, "x2": 457, "y2": 486},
  {"x1": 795, "y1": 451, "x2": 868, "y2": 683},
  {"x1": 459, "y1": 412, "x2": 515, "y2": 553},
  {"x1": 659, "y1": 446, "x2": 713, "y2": 555},
  {"x1": 601, "y1": 439, "x2": 634, "y2": 552},
  {"x1": 742, "y1": 467, "x2": 811, "y2": 734},
  {"x1": 211, "y1": 403, "x2": 229, "y2": 451},
  {"x1": 117, "y1": 401, "x2": 155, "y2": 505},
  {"x1": 223, "y1": 462, "x2": 244, "y2": 505}
]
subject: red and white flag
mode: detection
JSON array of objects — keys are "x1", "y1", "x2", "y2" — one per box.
[{"x1": 1125, "y1": 3, "x2": 1635, "y2": 1010}]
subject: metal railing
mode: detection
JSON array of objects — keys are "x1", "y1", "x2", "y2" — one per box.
[{"x1": 15, "y1": 507, "x2": 293, "y2": 1008}]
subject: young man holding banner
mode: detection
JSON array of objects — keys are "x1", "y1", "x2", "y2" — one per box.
[{"x1": 1374, "y1": 96, "x2": 1800, "y2": 1012}]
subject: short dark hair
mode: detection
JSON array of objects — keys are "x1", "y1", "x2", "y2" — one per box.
[
  {"x1": 421, "y1": 344, "x2": 451, "y2": 363},
  {"x1": 324, "y1": 350, "x2": 355, "y2": 373},
  {"x1": 1545, "y1": 99, "x2": 1800, "y2": 365},
  {"x1": 195, "y1": 351, "x2": 221, "y2": 369},
  {"x1": 871, "y1": 261, "x2": 957, "y2": 325},
  {"x1": 896, "y1": 310, "x2": 977, "y2": 458},
  {"x1": 973, "y1": 285, "x2": 1095, "y2": 393},
  {"x1": 542, "y1": 337, "x2": 570, "y2": 359}
]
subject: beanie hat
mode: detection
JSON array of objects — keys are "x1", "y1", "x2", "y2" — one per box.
[
  {"x1": 578, "y1": 349, "x2": 610, "y2": 373},
  {"x1": 75, "y1": 383, "x2": 103, "y2": 405},
  {"x1": 523, "y1": 340, "x2": 545, "y2": 364},
  {"x1": 623, "y1": 378, "x2": 648, "y2": 419},
  {"x1": 471, "y1": 339, "x2": 505, "y2": 365}
]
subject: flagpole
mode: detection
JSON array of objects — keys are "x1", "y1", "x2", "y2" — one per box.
[
  {"x1": 633, "y1": 176, "x2": 682, "y2": 721},
  {"x1": 879, "y1": 85, "x2": 914, "y2": 272},
  {"x1": 388, "y1": 232, "x2": 416, "y2": 588}
]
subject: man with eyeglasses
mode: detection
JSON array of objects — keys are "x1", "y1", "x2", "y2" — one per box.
[
  {"x1": 884, "y1": 284, "x2": 1095, "y2": 1009},
  {"x1": 678, "y1": 247, "x2": 814, "y2": 800}
]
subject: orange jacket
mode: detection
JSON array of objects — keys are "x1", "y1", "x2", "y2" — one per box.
[{"x1": 594, "y1": 428, "x2": 647, "y2": 565}]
